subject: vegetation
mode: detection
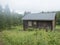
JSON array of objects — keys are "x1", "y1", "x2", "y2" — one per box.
[
  {"x1": 0, "y1": 5, "x2": 60, "y2": 45},
  {"x1": 0, "y1": 26, "x2": 59, "y2": 45},
  {"x1": 0, "y1": 5, "x2": 23, "y2": 31},
  {"x1": 56, "y1": 11, "x2": 60, "y2": 25}
]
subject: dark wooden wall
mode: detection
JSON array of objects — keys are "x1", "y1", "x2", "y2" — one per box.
[{"x1": 23, "y1": 20, "x2": 54, "y2": 30}]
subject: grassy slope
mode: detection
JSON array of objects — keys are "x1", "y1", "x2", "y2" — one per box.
[
  {"x1": 55, "y1": 25, "x2": 60, "y2": 32},
  {"x1": 1, "y1": 25, "x2": 60, "y2": 45}
]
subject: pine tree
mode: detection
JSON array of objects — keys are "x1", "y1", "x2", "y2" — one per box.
[{"x1": 4, "y1": 5, "x2": 12, "y2": 29}]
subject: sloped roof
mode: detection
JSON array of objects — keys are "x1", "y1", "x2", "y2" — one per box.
[{"x1": 22, "y1": 12, "x2": 56, "y2": 20}]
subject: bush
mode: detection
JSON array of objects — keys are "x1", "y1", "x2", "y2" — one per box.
[{"x1": 1, "y1": 30, "x2": 60, "y2": 45}]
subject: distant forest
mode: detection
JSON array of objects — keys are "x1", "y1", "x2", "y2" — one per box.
[
  {"x1": 0, "y1": 5, "x2": 23, "y2": 31},
  {"x1": 0, "y1": 5, "x2": 60, "y2": 31}
]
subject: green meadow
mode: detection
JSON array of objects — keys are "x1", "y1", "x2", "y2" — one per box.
[{"x1": 0, "y1": 25, "x2": 60, "y2": 45}]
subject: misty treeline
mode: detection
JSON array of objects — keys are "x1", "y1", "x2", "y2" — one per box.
[
  {"x1": 0, "y1": 5, "x2": 23, "y2": 30},
  {"x1": 56, "y1": 11, "x2": 60, "y2": 25}
]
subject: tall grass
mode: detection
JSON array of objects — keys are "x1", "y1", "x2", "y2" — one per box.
[{"x1": 1, "y1": 30, "x2": 60, "y2": 45}]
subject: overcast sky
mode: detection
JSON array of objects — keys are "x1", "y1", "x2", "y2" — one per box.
[{"x1": 0, "y1": 0, "x2": 60, "y2": 14}]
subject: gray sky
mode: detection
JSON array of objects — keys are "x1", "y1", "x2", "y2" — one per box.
[{"x1": 0, "y1": 0, "x2": 60, "y2": 14}]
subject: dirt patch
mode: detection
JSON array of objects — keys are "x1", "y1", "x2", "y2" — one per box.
[
  {"x1": 0, "y1": 41, "x2": 4, "y2": 45},
  {"x1": 0, "y1": 32, "x2": 4, "y2": 45}
]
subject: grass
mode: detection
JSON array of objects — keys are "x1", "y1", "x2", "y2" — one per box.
[
  {"x1": 55, "y1": 25, "x2": 60, "y2": 32},
  {"x1": 4, "y1": 25, "x2": 23, "y2": 31},
  {"x1": 1, "y1": 25, "x2": 60, "y2": 45}
]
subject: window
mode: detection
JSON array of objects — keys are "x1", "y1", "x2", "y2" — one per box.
[
  {"x1": 28, "y1": 21, "x2": 32, "y2": 26},
  {"x1": 34, "y1": 21, "x2": 36, "y2": 25}
]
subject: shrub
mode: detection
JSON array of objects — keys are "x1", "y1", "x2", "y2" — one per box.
[{"x1": 1, "y1": 30, "x2": 60, "y2": 45}]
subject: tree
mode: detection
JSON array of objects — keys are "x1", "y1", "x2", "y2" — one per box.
[
  {"x1": 56, "y1": 11, "x2": 60, "y2": 25},
  {"x1": 0, "y1": 5, "x2": 5, "y2": 31},
  {"x1": 0, "y1": 5, "x2": 3, "y2": 12},
  {"x1": 0, "y1": 4, "x2": 23, "y2": 30},
  {"x1": 4, "y1": 5, "x2": 12, "y2": 29}
]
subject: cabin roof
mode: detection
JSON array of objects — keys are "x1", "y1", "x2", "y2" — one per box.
[{"x1": 22, "y1": 12, "x2": 56, "y2": 20}]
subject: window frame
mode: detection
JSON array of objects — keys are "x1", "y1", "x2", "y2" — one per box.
[{"x1": 28, "y1": 21, "x2": 32, "y2": 26}]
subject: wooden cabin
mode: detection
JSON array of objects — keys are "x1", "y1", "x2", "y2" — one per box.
[{"x1": 22, "y1": 12, "x2": 56, "y2": 31}]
